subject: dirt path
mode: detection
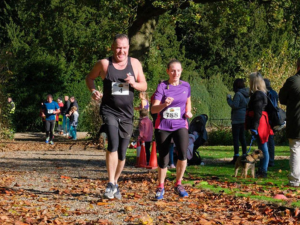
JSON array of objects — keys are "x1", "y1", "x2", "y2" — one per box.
[{"x1": 0, "y1": 134, "x2": 297, "y2": 224}]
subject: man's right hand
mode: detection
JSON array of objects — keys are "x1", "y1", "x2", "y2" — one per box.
[{"x1": 92, "y1": 90, "x2": 103, "y2": 100}]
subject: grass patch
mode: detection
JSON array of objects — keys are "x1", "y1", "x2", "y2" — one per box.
[{"x1": 126, "y1": 145, "x2": 300, "y2": 207}]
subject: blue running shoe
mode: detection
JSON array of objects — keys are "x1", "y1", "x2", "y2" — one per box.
[
  {"x1": 155, "y1": 187, "x2": 165, "y2": 200},
  {"x1": 45, "y1": 138, "x2": 49, "y2": 144},
  {"x1": 174, "y1": 185, "x2": 188, "y2": 197}
]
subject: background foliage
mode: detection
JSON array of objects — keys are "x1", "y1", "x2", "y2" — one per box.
[{"x1": 0, "y1": 0, "x2": 299, "y2": 138}]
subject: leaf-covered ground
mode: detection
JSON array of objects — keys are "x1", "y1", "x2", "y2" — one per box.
[{"x1": 0, "y1": 138, "x2": 299, "y2": 224}]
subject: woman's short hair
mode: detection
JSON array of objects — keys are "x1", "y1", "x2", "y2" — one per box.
[
  {"x1": 233, "y1": 79, "x2": 245, "y2": 93},
  {"x1": 249, "y1": 72, "x2": 267, "y2": 94}
]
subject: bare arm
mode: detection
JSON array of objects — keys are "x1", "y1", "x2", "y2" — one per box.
[
  {"x1": 141, "y1": 99, "x2": 147, "y2": 109},
  {"x1": 54, "y1": 109, "x2": 60, "y2": 114},
  {"x1": 124, "y1": 58, "x2": 147, "y2": 92},
  {"x1": 185, "y1": 97, "x2": 193, "y2": 118},
  {"x1": 151, "y1": 98, "x2": 174, "y2": 114},
  {"x1": 86, "y1": 60, "x2": 107, "y2": 100}
]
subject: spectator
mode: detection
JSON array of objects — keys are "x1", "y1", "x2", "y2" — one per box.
[
  {"x1": 61, "y1": 96, "x2": 70, "y2": 136},
  {"x1": 226, "y1": 79, "x2": 249, "y2": 164},
  {"x1": 169, "y1": 140, "x2": 175, "y2": 169},
  {"x1": 7, "y1": 97, "x2": 15, "y2": 114},
  {"x1": 138, "y1": 109, "x2": 153, "y2": 165},
  {"x1": 69, "y1": 96, "x2": 79, "y2": 113},
  {"x1": 68, "y1": 106, "x2": 79, "y2": 140},
  {"x1": 56, "y1": 97, "x2": 64, "y2": 134},
  {"x1": 246, "y1": 72, "x2": 272, "y2": 178},
  {"x1": 264, "y1": 78, "x2": 278, "y2": 167},
  {"x1": 135, "y1": 92, "x2": 149, "y2": 111},
  {"x1": 279, "y1": 58, "x2": 300, "y2": 187}
]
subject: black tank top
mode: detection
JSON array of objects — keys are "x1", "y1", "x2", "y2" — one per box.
[{"x1": 100, "y1": 57, "x2": 135, "y2": 119}]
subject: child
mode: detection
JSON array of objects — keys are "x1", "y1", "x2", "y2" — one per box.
[
  {"x1": 68, "y1": 106, "x2": 79, "y2": 140},
  {"x1": 138, "y1": 108, "x2": 153, "y2": 165}
]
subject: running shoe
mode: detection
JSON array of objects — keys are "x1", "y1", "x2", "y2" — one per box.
[
  {"x1": 103, "y1": 182, "x2": 116, "y2": 199},
  {"x1": 49, "y1": 141, "x2": 54, "y2": 145},
  {"x1": 114, "y1": 184, "x2": 122, "y2": 200},
  {"x1": 45, "y1": 138, "x2": 49, "y2": 144},
  {"x1": 174, "y1": 185, "x2": 188, "y2": 197},
  {"x1": 155, "y1": 187, "x2": 165, "y2": 200}
]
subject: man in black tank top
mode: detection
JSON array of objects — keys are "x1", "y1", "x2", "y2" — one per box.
[{"x1": 86, "y1": 34, "x2": 147, "y2": 200}]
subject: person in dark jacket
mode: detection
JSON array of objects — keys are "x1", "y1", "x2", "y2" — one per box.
[
  {"x1": 61, "y1": 96, "x2": 70, "y2": 135},
  {"x1": 264, "y1": 78, "x2": 278, "y2": 167},
  {"x1": 279, "y1": 58, "x2": 300, "y2": 187},
  {"x1": 227, "y1": 79, "x2": 250, "y2": 164},
  {"x1": 69, "y1": 96, "x2": 79, "y2": 113},
  {"x1": 246, "y1": 72, "x2": 272, "y2": 178},
  {"x1": 7, "y1": 97, "x2": 15, "y2": 114}
]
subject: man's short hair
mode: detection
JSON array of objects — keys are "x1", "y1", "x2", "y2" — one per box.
[
  {"x1": 113, "y1": 34, "x2": 129, "y2": 44},
  {"x1": 47, "y1": 94, "x2": 53, "y2": 99},
  {"x1": 139, "y1": 108, "x2": 148, "y2": 118}
]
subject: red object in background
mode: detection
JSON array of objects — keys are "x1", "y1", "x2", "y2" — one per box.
[{"x1": 147, "y1": 141, "x2": 158, "y2": 169}]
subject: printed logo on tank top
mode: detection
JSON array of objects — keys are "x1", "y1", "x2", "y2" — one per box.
[
  {"x1": 47, "y1": 110, "x2": 54, "y2": 114},
  {"x1": 111, "y1": 82, "x2": 130, "y2": 95},
  {"x1": 163, "y1": 107, "x2": 181, "y2": 119}
]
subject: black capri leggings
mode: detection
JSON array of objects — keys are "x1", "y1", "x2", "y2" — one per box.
[
  {"x1": 45, "y1": 120, "x2": 55, "y2": 141},
  {"x1": 155, "y1": 128, "x2": 189, "y2": 168}
]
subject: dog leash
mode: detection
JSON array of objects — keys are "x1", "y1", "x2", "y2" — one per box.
[{"x1": 247, "y1": 135, "x2": 256, "y2": 154}]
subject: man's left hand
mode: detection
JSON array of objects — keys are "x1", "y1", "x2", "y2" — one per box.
[{"x1": 124, "y1": 73, "x2": 136, "y2": 88}]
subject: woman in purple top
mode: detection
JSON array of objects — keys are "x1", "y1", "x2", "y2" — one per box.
[{"x1": 151, "y1": 59, "x2": 193, "y2": 200}]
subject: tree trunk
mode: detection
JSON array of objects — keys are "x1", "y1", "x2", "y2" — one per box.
[{"x1": 128, "y1": 0, "x2": 272, "y2": 60}]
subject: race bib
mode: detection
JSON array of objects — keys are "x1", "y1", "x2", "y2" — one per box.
[
  {"x1": 112, "y1": 82, "x2": 129, "y2": 96},
  {"x1": 47, "y1": 109, "x2": 54, "y2": 114},
  {"x1": 163, "y1": 107, "x2": 181, "y2": 119}
]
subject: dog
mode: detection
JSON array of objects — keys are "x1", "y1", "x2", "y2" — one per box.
[{"x1": 234, "y1": 149, "x2": 264, "y2": 178}]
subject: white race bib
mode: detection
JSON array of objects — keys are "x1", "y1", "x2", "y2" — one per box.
[
  {"x1": 47, "y1": 109, "x2": 54, "y2": 114},
  {"x1": 163, "y1": 107, "x2": 181, "y2": 119},
  {"x1": 112, "y1": 82, "x2": 129, "y2": 95}
]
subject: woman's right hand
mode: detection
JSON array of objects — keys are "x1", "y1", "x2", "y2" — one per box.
[{"x1": 164, "y1": 97, "x2": 174, "y2": 107}]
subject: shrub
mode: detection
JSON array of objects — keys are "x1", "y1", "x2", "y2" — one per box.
[
  {"x1": 208, "y1": 127, "x2": 233, "y2": 146},
  {"x1": 206, "y1": 75, "x2": 231, "y2": 126},
  {"x1": 208, "y1": 126, "x2": 252, "y2": 146},
  {"x1": 80, "y1": 87, "x2": 103, "y2": 139},
  {"x1": 190, "y1": 76, "x2": 210, "y2": 118},
  {"x1": 274, "y1": 128, "x2": 289, "y2": 146}
]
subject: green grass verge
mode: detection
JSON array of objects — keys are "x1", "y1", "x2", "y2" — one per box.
[{"x1": 126, "y1": 145, "x2": 300, "y2": 207}]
